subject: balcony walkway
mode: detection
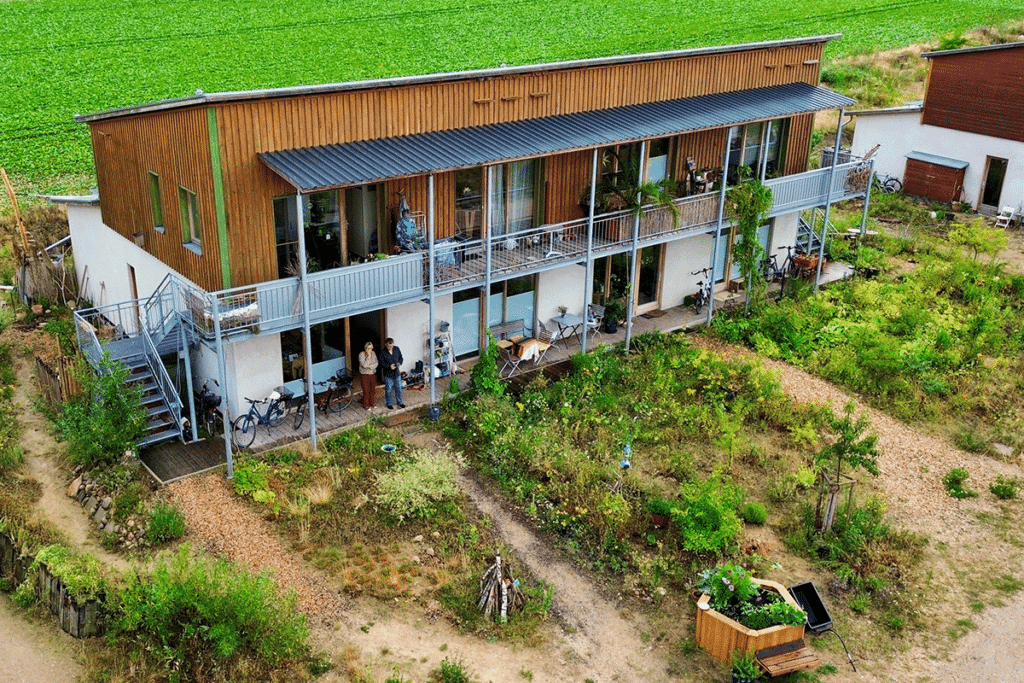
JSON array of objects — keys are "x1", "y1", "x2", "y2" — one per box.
[{"x1": 139, "y1": 260, "x2": 853, "y2": 484}]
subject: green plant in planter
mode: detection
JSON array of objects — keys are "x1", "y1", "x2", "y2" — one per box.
[
  {"x1": 697, "y1": 562, "x2": 758, "y2": 612},
  {"x1": 603, "y1": 297, "x2": 627, "y2": 332},
  {"x1": 645, "y1": 497, "x2": 674, "y2": 517},
  {"x1": 731, "y1": 649, "x2": 760, "y2": 682}
]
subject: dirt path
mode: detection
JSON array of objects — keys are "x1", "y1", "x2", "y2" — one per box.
[{"x1": 0, "y1": 595, "x2": 84, "y2": 683}]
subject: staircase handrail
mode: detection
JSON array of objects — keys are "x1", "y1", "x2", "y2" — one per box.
[
  {"x1": 142, "y1": 274, "x2": 179, "y2": 340},
  {"x1": 139, "y1": 324, "x2": 183, "y2": 437},
  {"x1": 73, "y1": 310, "x2": 104, "y2": 368}
]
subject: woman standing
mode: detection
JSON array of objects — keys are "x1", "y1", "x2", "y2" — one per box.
[{"x1": 358, "y1": 341, "x2": 379, "y2": 410}]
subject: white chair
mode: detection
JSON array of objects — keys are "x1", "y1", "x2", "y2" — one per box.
[
  {"x1": 535, "y1": 322, "x2": 561, "y2": 363},
  {"x1": 498, "y1": 345, "x2": 523, "y2": 377},
  {"x1": 995, "y1": 205, "x2": 1017, "y2": 230},
  {"x1": 586, "y1": 304, "x2": 605, "y2": 338}
]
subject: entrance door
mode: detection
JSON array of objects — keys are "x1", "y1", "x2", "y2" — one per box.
[
  {"x1": 345, "y1": 185, "x2": 379, "y2": 259},
  {"x1": 127, "y1": 264, "x2": 141, "y2": 333},
  {"x1": 979, "y1": 157, "x2": 1008, "y2": 214},
  {"x1": 634, "y1": 245, "x2": 663, "y2": 315}
]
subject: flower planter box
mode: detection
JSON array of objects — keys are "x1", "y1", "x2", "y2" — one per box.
[{"x1": 695, "y1": 578, "x2": 805, "y2": 665}]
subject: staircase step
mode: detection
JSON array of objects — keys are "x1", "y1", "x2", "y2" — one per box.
[{"x1": 139, "y1": 423, "x2": 180, "y2": 447}]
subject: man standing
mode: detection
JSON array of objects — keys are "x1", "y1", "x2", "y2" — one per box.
[{"x1": 380, "y1": 338, "x2": 405, "y2": 410}]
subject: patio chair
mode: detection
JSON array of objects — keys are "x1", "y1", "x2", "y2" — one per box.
[
  {"x1": 995, "y1": 205, "x2": 1017, "y2": 230},
  {"x1": 498, "y1": 345, "x2": 523, "y2": 377},
  {"x1": 534, "y1": 322, "x2": 561, "y2": 363},
  {"x1": 586, "y1": 304, "x2": 604, "y2": 338}
]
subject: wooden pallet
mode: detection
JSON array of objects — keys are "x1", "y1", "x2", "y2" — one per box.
[{"x1": 756, "y1": 640, "x2": 820, "y2": 677}]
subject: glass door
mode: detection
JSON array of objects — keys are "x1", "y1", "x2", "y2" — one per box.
[{"x1": 634, "y1": 245, "x2": 663, "y2": 315}]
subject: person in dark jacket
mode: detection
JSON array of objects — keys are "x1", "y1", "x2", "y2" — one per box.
[{"x1": 380, "y1": 338, "x2": 405, "y2": 409}]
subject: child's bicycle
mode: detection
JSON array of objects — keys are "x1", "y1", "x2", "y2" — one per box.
[
  {"x1": 691, "y1": 267, "x2": 713, "y2": 314},
  {"x1": 231, "y1": 386, "x2": 294, "y2": 449},
  {"x1": 293, "y1": 372, "x2": 354, "y2": 430}
]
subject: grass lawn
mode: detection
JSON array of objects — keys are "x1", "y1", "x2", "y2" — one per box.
[{"x1": 3, "y1": 0, "x2": 1024, "y2": 202}]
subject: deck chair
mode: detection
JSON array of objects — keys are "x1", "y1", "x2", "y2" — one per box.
[
  {"x1": 995, "y1": 206, "x2": 1017, "y2": 230},
  {"x1": 498, "y1": 345, "x2": 523, "y2": 377},
  {"x1": 586, "y1": 304, "x2": 605, "y2": 338}
]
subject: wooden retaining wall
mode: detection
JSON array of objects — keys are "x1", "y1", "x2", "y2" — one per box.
[
  {"x1": 34, "y1": 355, "x2": 83, "y2": 409},
  {"x1": 0, "y1": 529, "x2": 105, "y2": 638}
]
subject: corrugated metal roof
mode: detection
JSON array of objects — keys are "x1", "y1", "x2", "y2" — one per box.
[
  {"x1": 923, "y1": 41, "x2": 1024, "y2": 59},
  {"x1": 906, "y1": 151, "x2": 969, "y2": 170},
  {"x1": 260, "y1": 82, "x2": 854, "y2": 192}
]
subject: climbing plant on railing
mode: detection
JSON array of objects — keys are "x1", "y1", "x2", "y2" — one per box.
[{"x1": 726, "y1": 168, "x2": 774, "y2": 311}]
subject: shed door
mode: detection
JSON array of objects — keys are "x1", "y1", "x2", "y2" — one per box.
[{"x1": 979, "y1": 157, "x2": 1008, "y2": 215}]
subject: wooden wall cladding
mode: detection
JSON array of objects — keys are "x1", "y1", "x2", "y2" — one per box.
[
  {"x1": 91, "y1": 41, "x2": 828, "y2": 287},
  {"x1": 923, "y1": 48, "x2": 1024, "y2": 142},
  {"x1": 903, "y1": 158, "x2": 966, "y2": 204},
  {"x1": 785, "y1": 113, "x2": 814, "y2": 176}
]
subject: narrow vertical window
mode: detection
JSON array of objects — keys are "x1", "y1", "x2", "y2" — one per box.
[
  {"x1": 149, "y1": 171, "x2": 164, "y2": 232},
  {"x1": 179, "y1": 186, "x2": 201, "y2": 250}
]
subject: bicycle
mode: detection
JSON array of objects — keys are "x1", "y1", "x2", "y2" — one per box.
[
  {"x1": 231, "y1": 386, "x2": 294, "y2": 449},
  {"x1": 293, "y1": 372, "x2": 354, "y2": 430},
  {"x1": 194, "y1": 378, "x2": 223, "y2": 438},
  {"x1": 875, "y1": 173, "x2": 903, "y2": 194},
  {"x1": 691, "y1": 267, "x2": 713, "y2": 314},
  {"x1": 761, "y1": 250, "x2": 783, "y2": 282},
  {"x1": 776, "y1": 245, "x2": 800, "y2": 279}
]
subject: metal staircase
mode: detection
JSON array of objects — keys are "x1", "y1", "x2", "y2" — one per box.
[{"x1": 797, "y1": 208, "x2": 841, "y2": 256}]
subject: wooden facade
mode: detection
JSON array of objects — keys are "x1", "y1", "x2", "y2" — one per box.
[
  {"x1": 922, "y1": 44, "x2": 1024, "y2": 143},
  {"x1": 83, "y1": 39, "x2": 831, "y2": 291}
]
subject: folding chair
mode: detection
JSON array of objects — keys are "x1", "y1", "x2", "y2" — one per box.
[
  {"x1": 534, "y1": 323, "x2": 560, "y2": 363},
  {"x1": 498, "y1": 345, "x2": 523, "y2": 377},
  {"x1": 586, "y1": 304, "x2": 605, "y2": 338},
  {"x1": 995, "y1": 205, "x2": 1017, "y2": 230}
]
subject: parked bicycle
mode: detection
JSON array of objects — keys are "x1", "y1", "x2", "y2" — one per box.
[
  {"x1": 293, "y1": 371, "x2": 354, "y2": 430},
  {"x1": 231, "y1": 386, "x2": 294, "y2": 449},
  {"x1": 874, "y1": 173, "x2": 903, "y2": 194},
  {"x1": 193, "y1": 378, "x2": 223, "y2": 438},
  {"x1": 761, "y1": 249, "x2": 784, "y2": 282},
  {"x1": 691, "y1": 267, "x2": 713, "y2": 314},
  {"x1": 776, "y1": 245, "x2": 801, "y2": 279}
]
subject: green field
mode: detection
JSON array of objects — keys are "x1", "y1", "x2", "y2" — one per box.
[{"x1": 2, "y1": 0, "x2": 1023, "y2": 199}]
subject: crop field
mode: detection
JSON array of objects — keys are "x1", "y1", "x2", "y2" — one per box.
[{"x1": 2, "y1": 0, "x2": 1023, "y2": 198}]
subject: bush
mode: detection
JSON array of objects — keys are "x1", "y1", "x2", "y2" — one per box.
[
  {"x1": 431, "y1": 656, "x2": 472, "y2": 683},
  {"x1": 56, "y1": 354, "x2": 146, "y2": 468},
  {"x1": 741, "y1": 502, "x2": 768, "y2": 525},
  {"x1": 989, "y1": 475, "x2": 1020, "y2": 500},
  {"x1": 147, "y1": 501, "x2": 186, "y2": 545},
  {"x1": 942, "y1": 468, "x2": 977, "y2": 499},
  {"x1": 109, "y1": 545, "x2": 308, "y2": 679},
  {"x1": 671, "y1": 470, "x2": 744, "y2": 553},
  {"x1": 375, "y1": 446, "x2": 463, "y2": 522}
]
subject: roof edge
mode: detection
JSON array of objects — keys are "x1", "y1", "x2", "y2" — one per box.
[
  {"x1": 922, "y1": 40, "x2": 1024, "y2": 59},
  {"x1": 77, "y1": 34, "x2": 842, "y2": 122}
]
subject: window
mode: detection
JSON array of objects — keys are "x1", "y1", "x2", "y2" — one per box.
[
  {"x1": 488, "y1": 160, "x2": 539, "y2": 236},
  {"x1": 727, "y1": 119, "x2": 789, "y2": 183},
  {"x1": 148, "y1": 171, "x2": 164, "y2": 232},
  {"x1": 178, "y1": 186, "x2": 201, "y2": 250},
  {"x1": 273, "y1": 191, "x2": 343, "y2": 279},
  {"x1": 455, "y1": 168, "x2": 483, "y2": 238},
  {"x1": 647, "y1": 138, "x2": 671, "y2": 183}
]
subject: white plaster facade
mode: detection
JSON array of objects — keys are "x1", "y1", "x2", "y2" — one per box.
[{"x1": 851, "y1": 106, "x2": 1024, "y2": 211}]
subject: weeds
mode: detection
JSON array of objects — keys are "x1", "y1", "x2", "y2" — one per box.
[{"x1": 942, "y1": 468, "x2": 978, "y2": 499}]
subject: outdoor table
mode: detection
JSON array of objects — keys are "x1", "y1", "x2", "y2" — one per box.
[{"x1": 552, "y1": 313, "x2": 584, "y2": 348}]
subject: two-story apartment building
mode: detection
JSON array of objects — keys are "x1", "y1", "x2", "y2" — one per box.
[
  {"x1": 64, "y1": 34, "x2": 865, "y2": 469},
  {"x1": 851, "y1": 41, "x2": 1024, "y2": 213}
]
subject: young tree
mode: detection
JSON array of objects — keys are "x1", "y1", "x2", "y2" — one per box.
[
  {"x1": 948, "y1": 217, "x2": 1008, "y2": 262},
  {"x1": 815, "y1": 401, "x2": 880, "y2": 532}
]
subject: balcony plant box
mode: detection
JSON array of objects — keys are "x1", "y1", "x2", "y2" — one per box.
[{"x1": 695, "y1": 578, "x2": 805, "y2": 665}]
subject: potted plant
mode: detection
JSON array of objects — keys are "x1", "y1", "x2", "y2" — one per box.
[
  {"x1": 645, "y1": 497, "x2": 673, "y2": 528},
  {"x1": 731, "y1": 649, "x2": 760, "y2": 683},
  {"x1": 694, "y1": 562, "x2": 807, "y2": 665},
  {"x1": 603, "y1": 297, "x2": 626, "y2": 333}
]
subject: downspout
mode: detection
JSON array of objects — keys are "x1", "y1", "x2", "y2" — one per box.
[
  {"x1": 213, "y1": 295, "x2": 233, "y2": 479},
  {"x1": 815, "y1": 108, "x2": 845, "y2": 288},
  {"x1": 624, "y1": 140, "x2": 646, "y2": 350},
  {"x1": 427, "y1": 175, "x2": 437, "y2": 414},
  {"x1": 759, "y1": 121, "x2": 772, "y2": 181},
  {"x1": 181, "y1": 319, "x2": 198, "y2": 442},
  {"x1": 707, "y1": 134, "x2": 731, "y2": 326},
  {"x1": 582, "y1": 148, "x2": 598, "y2": 353},
  {"x1": 296, "y1": 192, "x2": 317, "y2": 450}
]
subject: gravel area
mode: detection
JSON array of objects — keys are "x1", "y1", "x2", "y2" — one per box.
[{"x1": 168, "y1": 474, "x2": 345, "y2": 625}]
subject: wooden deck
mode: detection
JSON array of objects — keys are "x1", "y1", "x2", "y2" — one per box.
[{"x1": 142, "y1": 435, "x2": 227, "y2": 484}]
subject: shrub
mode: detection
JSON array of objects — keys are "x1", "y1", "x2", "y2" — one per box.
[
  {"x1": 989, "y1": 475, "x2": 1020, "y2": 500},
  {"x1": 147, "y1": 501, "x2": 186, "y2": 545},
  {"x1": 13, "y1": 545, "x2": 106, "y2": 606},
  {"x1": 56, "y1": 354, "x2": 146, "y2": 468},
  {"x1": 375, "y1": 446, "x2": 463, "y2": 522},
  {"x1": 942, "y1": 468, "x2": 977, "y2": 499},
  {"x1": 109, "y1": 545, "x2": 308, "y2": 679},
  {"x1": 431, "y1": 656, "x2": 472, "y2": 683},
  {"x1": 741, "y1": 502, "x2": 767, "y2": 525},
  {"x1": 697, "y1": 562, "x2": 758, "y2": 611},
  {"x1": 672, "y1": 471, "x2": 744, "y2": 553}
]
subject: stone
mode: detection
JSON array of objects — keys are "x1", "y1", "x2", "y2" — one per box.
[
  {"x1": 412, "y1": 534, "x2": 423, "y2": 543},
  {"x1": 100, "y1": 497, "x2": 112, "y2": 510},
  {"x1": 992, "y1": 443, "x2": 1015, "y2": 459},
  {"x1": 426, "y1": 547, "x2": 435, "y2": 557},
  {"x1": 127, "y1": 532, "x2": 135, "y2": 542},
  {"x1": 66, "y1": 476, "x2": 82, "y2": 498},
  {"x1": 76, "y1": 489, "x2": 87, "y2": 503},
  {"x1": 84, "y1": 496, "x2": 98, "y2": 512},
  {"x1": 92, "y1": 507, "x2": 108, "y2": 527},
  {"x1": 431, "y1": 531, "x2": 441, "y2": 539},
  {"x1": 411, "y1": 555, "x2": 420, "y2": 565}
]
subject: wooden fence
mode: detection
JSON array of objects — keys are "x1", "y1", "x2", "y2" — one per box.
[
  {"x1": 0, "y1": 529, "x2": 105, "y2": 638},
  {"x1": 34, "y1": 355, "x2": 83, "y2": 408}
]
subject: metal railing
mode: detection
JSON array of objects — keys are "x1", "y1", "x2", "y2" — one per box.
[{"x1": 139, "y1": 324, "x2": 182, "y2": 432}]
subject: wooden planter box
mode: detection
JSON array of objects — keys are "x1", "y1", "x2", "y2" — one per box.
[{"x1": 695, "y1": 578, "x2": 805, "y2": 665}]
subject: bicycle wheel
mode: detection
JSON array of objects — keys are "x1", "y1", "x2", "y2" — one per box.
[
  {"x1": 327, "y1": 386, "x2": 353, "y2": 413},
  {"x1": 694, "y1": 290, "x2": 705, "y2": 314},
  {"x1": 268, "y1": 401, "x2": 288, "y2": 427},
  {"x1": 882, "y1": 177, "x2": 902, "y2": 194},
  {"x1": 293, "y1": 401, "x2": 306, "y2": 430},
  {"x1": 232, "y1": 414, "x2": 257, "y2": 449}
]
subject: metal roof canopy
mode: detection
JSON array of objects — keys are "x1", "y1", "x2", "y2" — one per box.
[
  {"x1": 906, "y1": 150, "x2": 969, "y2": 170},
  {"x1": 259, "y1": 82, "x2": 854, "y2": 192}
]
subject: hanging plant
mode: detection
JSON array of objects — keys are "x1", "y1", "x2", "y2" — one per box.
[{"x1": 726, "y1": 168, "x2": 773, "y2": 310}]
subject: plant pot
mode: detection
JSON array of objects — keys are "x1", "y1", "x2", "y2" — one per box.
[
  {"x1": 695, "y1": 578, "x2": 805, "y2": 666},
  {"x1": 650, "y1": 513, "x2": 668, "y2": 528},
  {"x1": 732, "y1": 674, "x2": 756, "y2": 683},
  {"x1": 604, "y1": 321, "x2": 618, "y2": 334}
]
